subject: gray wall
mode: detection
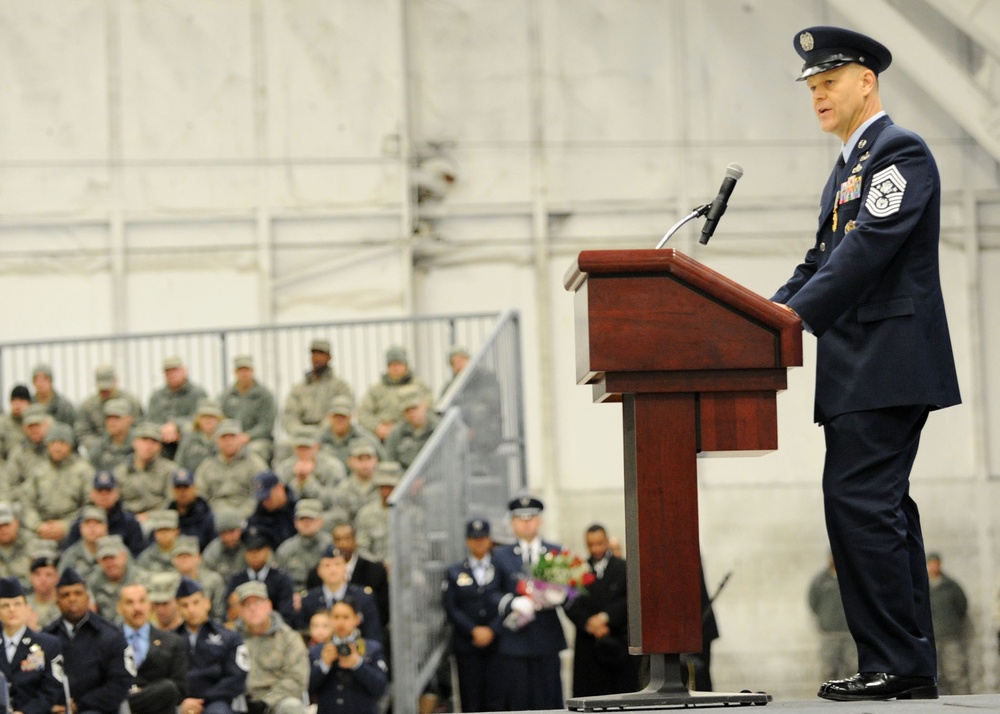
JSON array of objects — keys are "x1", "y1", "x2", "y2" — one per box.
[{"x1": 2, "y1": 0, "x2": 999, "y2": 699}]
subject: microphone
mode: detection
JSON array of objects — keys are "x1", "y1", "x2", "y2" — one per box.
[{"x1": 699, "y1": 163, "x2": 744, "y2": 245}]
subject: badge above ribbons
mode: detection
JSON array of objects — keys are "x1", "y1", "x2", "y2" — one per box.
[{"x1": 866, "y1": 164, "x2": 907, "y2": 217}]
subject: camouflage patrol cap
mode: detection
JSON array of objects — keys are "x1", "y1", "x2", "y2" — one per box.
[
  {"x1": 32, "y1": 363, "x2": 53, "y2": 379},
  {"x1": 349, "y1": 439, "x2": 377, "y2": 457},
  {"x1": 147, "y1": 571, "x2": 181, "y2": 603},
  {"x1": 45, "y1": 422, "x2": 74, "y2": 445},
  {"x1": 103, "y1": 398, "x2": 131, "y2": 418},
  {"x1": 215, "y1": 419, "x2": 243, "y2": 437},
  {"x1": 96, "y1": 535, "x2": 127, "y2": 560},
  {"x1": 148, "y1": 509, "x2": 179, "y2": 531},
  {"x1": 81, "y1": 505, "x2": 108, "y2": 524},
  {"x1": 162, "y1": 356, "x2": 184, "y2": 370},
  {"x1": 398, "y1": 385, "x2": 424, "y2": 410},
  {"x1": 310, "y1": 339, "x2": 331, "y2": 355},
  {"x1": 133, "y1": 422, "x2": 162, "y2": 442},
  {"x1": 171, "y1": 535, "x2": 200, "y2": 557},
  {"x1": 214, "y1": 508, "x2": 244, "y2": 533},
  {"x1": 23, "y1": 404, "x2": 49, "y2": 426},
  {"x1": 385, "y1": 345, "x2": 408, "y2": 365},
  {"x1": 327, "y1": 395, "x2": 354, "y2": 416},
  {"x1": 295, "y1": 499, "x2": 323, "y2": 520},
  {"x1": 95, "y1": 365, "x2": 117, "y2": 390},
  {"x1": 196, "y1": 398, "x2": 223, "y2": 419},
  {"x1": 291, "y1": 429, "x2": 319, "y2": 448},
  {"x1": 373, "y1": 461, "x2": 403, "y2": 488},
  {"x1": 233, "y1": 354, "x2": 254, "y2": 369},
  {"x1": 0, "y1": 502, "x2": 16, "y2": 525},
  {"x1": 235, "y1": 580, "x2": 269, "y2": 602}
]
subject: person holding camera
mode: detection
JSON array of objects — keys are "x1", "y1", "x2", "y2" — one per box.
[{"x1": 308, "y1": 598, "x2": 388, "y2": 714}]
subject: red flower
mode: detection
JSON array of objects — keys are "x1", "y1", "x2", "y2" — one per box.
[
  {"x1": 516, "y1": 580, "x2": 528, "y2": 595},
  {"x1": 582, "y1": 573, "x2": 596, "y2": 586}
]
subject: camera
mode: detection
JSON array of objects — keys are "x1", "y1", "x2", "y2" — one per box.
[{"x1": 332, "y1": 633, "x2": 358, "y2": 657}]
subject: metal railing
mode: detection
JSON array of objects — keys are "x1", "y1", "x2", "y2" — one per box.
[
  {"x1": 0, "y1": 313, "x2": 500, "y2": 434},
  {"x1": 389, "y1": 309, "x2": 527, "y2": 713}
]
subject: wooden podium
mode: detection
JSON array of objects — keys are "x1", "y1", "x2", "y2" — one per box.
[{"x1": 563, "y1": 249, "x2": 802, "y2": 709}]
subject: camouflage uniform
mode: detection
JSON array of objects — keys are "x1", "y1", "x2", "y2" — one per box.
[
  {"x1": 196, "y1": 449, "x2": 269, "y2": 519},
  {"x1": 191, "y1": 565, "x2": 228, "y2": 621},
  {"x1": 220, "y1": 380, "x2": 277, "y2": 454},
  {"x1": 174, "y1": 429, "x2": 217, "y2": 474},
  {"x1": 384, "y1": 411, "x2": 441, "y2": 469},
  {"x1": 318, "y1": 422, "x2": 384, "y2": 467},
  {"x1": 20, "y1": 455, "x2": 93, "y2": 534},
  {"x1": 75, "y1": 390, "x2": 144, "y2": 453},
  {"x1": 113, "y1": 455, "x2": 177, "y2": 516},
  {"x1": 87, "y1": 561, "x2": 145, "y2": 624},
  {"x1": 0, "y1": 413, "x2": 24, "y2": 462},
  {"x1": 201, "y1": 539, "x2": 247, "y2": 585},
  {"x1": 275, "y1": 452, "x2": 345, "y2": 504},
  {"x1": 88, "y1": 432, "x2": 135, "y2": 473},
  {"x1": 354, "y1": 500, "x2": 390, "y2": 564},
  {"x1": 0, "y1": 526, "x2": 37, "y2": 586},
  {"x1": 34, "y1": 392, "x2": 77, "y2": 428},
  {"x1": 135, "y1": 543, "x2": 177, "y2": 574},
  {"x1": 329, "y1": 476, "x2": 379, "y2": 525},
  {"x1": 148, "y1": 380, "x2": 208, "y2": 430},
  {"x1": 26, "y1": 594, "x2": 60, "y2": 629},
  {"x1": 3, "y1": 439, "x2": 48, "y2": 502},
  {"x1": 281, "y1": 369, "x2": 354, "y2": 435},
  {"x1": 237, "y1": 612, "x2": 310, "y2": 714},
  {"x1": 357, "y1": 375, "x2": 433, "y2": 434},
  {"x1": 274, "y1": 532, "x2": 333, "y2": 592},
  {"x1": 57, "y1": 540, "x2": 101, "y2": 581}
]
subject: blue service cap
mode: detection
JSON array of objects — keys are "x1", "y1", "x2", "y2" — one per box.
[
  {"x1": 0, "y1": 576, "x2": 24, "y2": 598},
  {"x1": 253, "y1": 471, "x2": 280, "y2": 501},
  {"x1": 57, "y1": 568, "x2": 86, "y2": 588},
  {"x1": 794, "y1": 26, "x2": 892, "y2": 81},
  {"x1": 320, "y1": 545, "x2": 347, "y2": 560},
  {"x1": 466, "y1": 518, "x2": 490, "y2": 538},
  {"x1": 175, "y1": 576, "x2": 204, "y2": 599},
  {"x1": 93, "y1": 470, "x2": 118, "y2": 490},
  {"x1": 172, "y1": 468, "x2": 195, "y2": 487},
  {"x1": 508, "y1": 495, "x2": 544, "y2": 519}
]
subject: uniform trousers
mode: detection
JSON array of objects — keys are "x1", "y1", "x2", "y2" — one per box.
[
  {"x1": 498, "y1": 653, "x2": 563, "y2": 710},
  {"x1": 822, "y1": 405, "x2": 936, "y2": 678}
]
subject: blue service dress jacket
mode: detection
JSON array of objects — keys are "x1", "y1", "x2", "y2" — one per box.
[
  {"x1": 772, "y1": 114, "x2": 961, "y2": 423},
  {"x1": 44, "y1": 613, "x2": 134, "y2": 714},
  {"x1": 0, "y1": 628, "x2": 63, "y2": 714},
  {"x1": 493, "y1": 541, "x2": 568, "y2": 657},
  {"x1": 174, "y1": 619, "x2": 248, "y2": 705},
  {"x1": 443, "y1": 557, "x2": 505, "y2": 653}
]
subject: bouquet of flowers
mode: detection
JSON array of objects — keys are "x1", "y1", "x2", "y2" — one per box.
[{"x1": 505, "y1": 550, "x2": 596, "y2": 630}]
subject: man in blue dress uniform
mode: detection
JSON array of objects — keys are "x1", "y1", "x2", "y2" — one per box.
[
  {"x1": 0, "y1": 577, "x2": 63, "y2": 714},
  {"x1": 493, "y1": 496, "x2": 566, "y2": 710},
  {"x1": 772, "y1": 26, "x2": 961, "y2": 702},
  {"x1": 43, "y1": 568, "x2": 134, "y2": 714},
  {"x1": 442, "y1": 518, "x2": 504, "y2": 712}
]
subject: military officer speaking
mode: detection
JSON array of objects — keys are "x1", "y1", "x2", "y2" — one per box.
[{"x1": 772, "y1": 26, "x2": 961, "y2": 702}]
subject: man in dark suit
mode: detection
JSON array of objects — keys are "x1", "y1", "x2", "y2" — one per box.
[
  {"x1": 117, "y1": 583, "x2": 188, "y2": 714},
  {"x1": 443, "y1": 518, "x2": 504, "y2": 712},
  {"x1": 44, "y1": 567, "x2": 134, "y2": 714},
  {"x1": 772, "y1": 26, "x2": 961, "y2": 703},
  {"x1": 565, "y1": 525, "x2": 638, "y2": 697},
  {"x1": 493, "y1": 495, "x2": 566, "y2": 710},
  {"x1": 0, "y1": 577, "x2": 63, "y2": 714}
]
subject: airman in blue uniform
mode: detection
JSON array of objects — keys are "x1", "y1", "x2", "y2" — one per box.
[{"x1": 773, "y1": 25, "x2": 961, "y2": 703}]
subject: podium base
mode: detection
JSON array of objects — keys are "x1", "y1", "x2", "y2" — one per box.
[{"x1": 566, "y1": 654, "x2": 772, "y2": 711}]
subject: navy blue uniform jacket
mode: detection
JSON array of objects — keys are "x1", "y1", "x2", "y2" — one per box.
[
  {"x1": 308, "y1": 638, "x2": 387, "y2": 714},
  {"x1": 44, "y1": 613, "x2": 134, "y2": 714},
  {"x1": 173, "y1": 619, "x2": 247, "y2": 705},
  {"x1": 298, "y1": 584, "x2": 383, "y2": 643},
  {"x1": 442, "y1": 557, "x2": 505, "y2": 653},
  {"x1": 0, "y1": 628, "x2": 63, "y2": 714},
  {"x1": 493, "y1": 541, "x2": 568, "y2": 657},
  {"x1": 772, "y1": 115, "x2": 960, "y2": 423}
]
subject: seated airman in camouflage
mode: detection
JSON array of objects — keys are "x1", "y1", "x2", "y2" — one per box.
[
  {"x1": 275, "y1": 430, "x2": 344, "y2": 511},
  {"x1": 195, "y1": 420, "x2": 269, "y2": 519},
  {"x1": 88, "y1": 398, "x2": 135, "y2": 473},
  {"x1": 354, "y1": 463, "x2": 401, "y2": 566},
  {"x1": 201, "y1": 508, "x2": 247, "y2": 584},
  {"x1": 136, "y1": 509, "x2": 182, "y2": 573},
  {"x1": 317, "y1": 396, "x2": 383, "y2": 469},
  {"x1": 0, "y1": 385, "x2": 32, "y2": 464},
  {"x1": 234, "y1": 580, "x2": 309, "y2": 714},
  {"x1": 220, "y1": 354, "x2": 277, "y2": 466},
  {"x1": 0, "y1": 502, "x2": 36, "y2": 586},
  {"x1": 146, "y1": 570, "x2": 183, "y2": 630},
  {"x1": 30, "y1": 363, "x2": 76, "y2": 428},
  {"x1": 171, "y1": 535, "x2": 227, "y2": 620},
  {"x1": 57, "y1": 505, "x2": 110, "y2": 581},
  {"x1": 26, "y1": 546, "x2": 61, "y2": 629},
  {"x1": 114, "y1": 422, "x2": 177, "y2": 522},
  {"x1": 384, "y1": 386, "x2": 440, "y2": 469},
  {"x1": 75, "y1": 364, "x2": 144, "y2": 455},
  {"x1": 357, "y1": 346, "x2": 433, "y2": 441},
  {"x1": 174, "y1": 398, "x2": 223, "y2": 474},
  {"x1": 281, "y1": 339, "x2": 354, "y2": 438},
  {"x1": 274, "y1": 500, "x2": 331, "y2": 592},
  {"x1": 328, "y1": 441, "x2": 381, "y2": 525},
  {"x1": 3, "y1": 404, "x2": 51, "y2": 502},
  {"x1": 20, "y1": 423, "x2": 92, "y2": 545},
  {"x1": 87, "y1": 534, "x2": 144, "y2": 623},
  {"x1": 148, "y1": 356, "x2": 208, "y2": 460}
]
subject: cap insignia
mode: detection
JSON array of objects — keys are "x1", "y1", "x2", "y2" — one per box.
[{"x1": 799, "y1": 32, "x2": 814, "y2": 52}]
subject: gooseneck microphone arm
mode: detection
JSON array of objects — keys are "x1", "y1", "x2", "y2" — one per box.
[{"x1": 655, "y1": 203, "x2": 711, "y2": 249}]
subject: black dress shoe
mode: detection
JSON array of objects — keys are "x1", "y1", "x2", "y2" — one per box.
[{"x1": 818, "y1": 672, "x2": 938, "y2": 701}]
